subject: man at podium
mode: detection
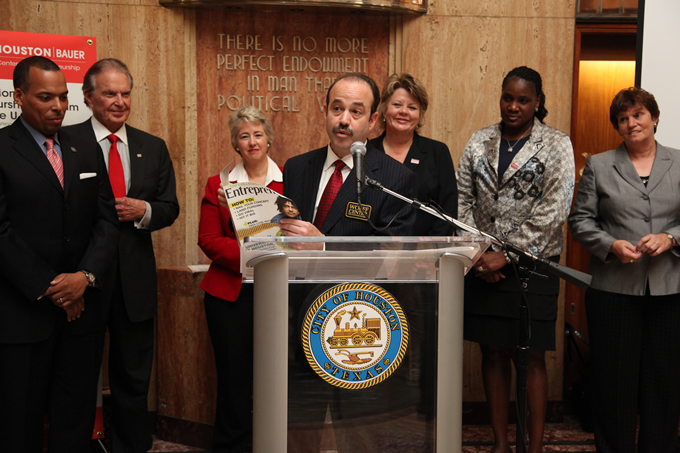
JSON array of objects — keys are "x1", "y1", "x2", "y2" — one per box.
[
  {"x1": 279, "y1": 72, "x2": 415, "y2": 239},
  {"x1": 279, "y1": 73, "x2": 417, "y2": 452}
]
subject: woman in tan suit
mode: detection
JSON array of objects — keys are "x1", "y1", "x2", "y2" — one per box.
[{"x1": 569, "y1": 87, "x2": 680, "y2": 453}]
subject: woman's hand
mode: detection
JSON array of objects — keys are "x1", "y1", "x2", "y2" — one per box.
[
  {"x1": 474, "y1": 251, "x2": 508, "y2": 282},
  {"x1": 610, "y1": 240, "x2": 643, "y2": 263},
  {"x1": 478, "y1": 270, "x2": 506, "y2": 283},
  {"x1": 217, "y1": 187, "x2": 229, "y2": 208},
  {"x1": 636, "y1": 233, "x2": 674, "y2": 257}
]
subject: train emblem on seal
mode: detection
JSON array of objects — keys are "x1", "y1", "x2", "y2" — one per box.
[
  {"x1": 326, "y1": 307, "x2": 381, "y2": 348},
  {"x1": 301, "y1": 283, "x2": 409, "y2": 389}
]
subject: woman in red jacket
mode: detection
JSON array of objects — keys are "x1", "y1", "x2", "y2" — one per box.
[{"x1": 198, "y1": 106, "x2": 283, "y2": 453}]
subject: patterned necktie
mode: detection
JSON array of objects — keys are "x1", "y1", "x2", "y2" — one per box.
[
  {"x1": 314, "y1": 160, "x2": 346, "y2": 229},
  {"x1": 107, "y1": 134, "x2": 126, "y2": 198},
  {"x1": 45, "y1": 138, "x2": 64, "y2": 188}
]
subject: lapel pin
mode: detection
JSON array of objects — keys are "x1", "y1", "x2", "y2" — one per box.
[
  {"x1": 137, "y1": 154, "x2": 142, "y2": 158},
  {"x1": 71, "y1": 147, "x2": 77, "y2": 152}
]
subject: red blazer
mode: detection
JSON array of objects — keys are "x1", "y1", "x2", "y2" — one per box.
[{"x1": 198, "y1": 174, "x2": 283, "y2": 301}]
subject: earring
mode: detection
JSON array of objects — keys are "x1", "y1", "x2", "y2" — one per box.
[{"x1": 535, "y1": 107, "x2": 538, "y2": 112}]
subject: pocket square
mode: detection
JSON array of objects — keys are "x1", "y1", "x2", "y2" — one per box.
[{"x1": 80, "y1": 172, "x2": 97, "y2": 180}]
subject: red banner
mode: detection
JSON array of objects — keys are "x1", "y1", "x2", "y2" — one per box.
[
  {"x1": 0, "y1": 30, "x2": 96, "y2": 83},
  {"x1": 0, "y1": 30, "x2": 97, "y2": 128}
]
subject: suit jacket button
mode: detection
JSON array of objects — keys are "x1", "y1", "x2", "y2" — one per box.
[
  {"x1": 642, "y1": 195, "x2": 649, "y2": 200},
  {"x1": 644, "y1": 217, "x2": 650, "y2": 222},
  {"x1": 490, "y1": 216, "x2": 495, "y2": 222},
  {"x1": 63, "y1": 236, "x2": 70, "y2": 242}
]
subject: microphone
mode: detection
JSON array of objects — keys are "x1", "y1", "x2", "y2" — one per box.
[{"x1": 350, "y1": 141, "x2": 366, "y2": 204}]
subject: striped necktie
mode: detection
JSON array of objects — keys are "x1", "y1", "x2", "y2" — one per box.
[{"x1": 45, "y1": 138, "x2": 64, "y2": 188}]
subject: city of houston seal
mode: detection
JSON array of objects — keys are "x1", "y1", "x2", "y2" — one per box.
[{"x1": 301, "y1": 283, "x2": 409, "y2": 389}]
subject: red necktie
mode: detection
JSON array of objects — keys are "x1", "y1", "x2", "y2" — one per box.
[
  {"x1": 107, "y1": 134, "x2": 126, "y2": 198},
  {"x1": 45, "y1": 138, "x2": 64, "y2": 188},
  {"x1": 314, "y1": 160, "x2": 346, "y2": 229}
]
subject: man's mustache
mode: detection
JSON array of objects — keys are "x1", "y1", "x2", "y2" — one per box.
[{"x1": 333, "y1": 125, "x2": 354, "y2": 136}]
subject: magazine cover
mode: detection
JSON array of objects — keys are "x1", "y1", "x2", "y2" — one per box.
[{"x1": 219, "y1": 163, "x2": 300, "y2": 250}]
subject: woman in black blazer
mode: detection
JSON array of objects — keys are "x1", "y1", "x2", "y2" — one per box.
[
  {"x1": 569, "y1": 87, "x2": 680, "y2": 453},
  {"x1": 369, "y1": 73, "x2": 457, "y2": 236},
  {"x1": 369, "y1": 73, "x2": 457, "y2": 421}
]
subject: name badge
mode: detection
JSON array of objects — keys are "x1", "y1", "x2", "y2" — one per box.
[{"x1": 345, "y1": 202, "x2": 371, "y2": 221}]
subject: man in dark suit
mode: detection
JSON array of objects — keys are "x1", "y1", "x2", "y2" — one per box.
[
  {"x1": 0, "y1": 56, "x2": 119, "y2": 453},
  {"x1": 64, "y1": 59, "x2": 179, "y2": 453},
  {"x1": 279, "y1": 73, "x2": 415, "y2": 239},
  {"x1": 279, "y1": 73, "x2": 416, "y2": 452}
]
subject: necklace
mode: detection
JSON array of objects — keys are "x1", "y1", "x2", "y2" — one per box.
[{"x1": 504, "y1": 123, "x2": 533, "y2": 153}]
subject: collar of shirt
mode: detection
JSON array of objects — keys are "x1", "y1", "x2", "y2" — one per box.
[
  {"x1": 90, "y1": 116, "x2": 131, "y2": 191},
  {"x1": 312, "y1": 144, "x2": 359, "y2": 216},
  {"x1": 91, "y1": 116, "x2": 128, "y2": 145},
  {"x1": 20, "y1": 115, "x2": 62, "y2": 158},
  {"x1": 323, "y1": 143, "x2": 355, "y2": 177},
  {"x1": 228, "y1": 156, "x2": 283, "y2": 186}
]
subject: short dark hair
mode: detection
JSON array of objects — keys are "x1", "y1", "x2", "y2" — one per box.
[
  {"x1": 609, "y1": 87, "x2": 660, "y2": 132},
  {"x1": 377, "y1": 73, "x2": 429, "y2": 131},
  {"x1": 502, "y1": 66, "x2": 548, "y2": 122},
  {"x1": 13, "y1": 56, "x2": 60, "y2": 91},
  {"x1": 275, "y1": 196, "x2": 289, "y2": 212},
  {"x1": 82, "y1": 58, "x2": 134, "y2": 98},
  {"x1": 324, "y1": 73, "x2": 380, "y2": 116}
]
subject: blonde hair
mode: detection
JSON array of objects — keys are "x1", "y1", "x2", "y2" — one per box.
[
  {"x1": 377, "y1": 73, "x2": 429, "y2": 131},
  {"x1": 228, "y1": 106, "x2": 274, "y2": 153}
]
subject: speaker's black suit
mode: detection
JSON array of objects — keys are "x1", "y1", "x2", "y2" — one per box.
[
  {"x1": 283, "y1": 144, "x2": 416, "y2": 236},
  {"x1": 283, "y1": 144, "x2": 417, "y2": 452}
]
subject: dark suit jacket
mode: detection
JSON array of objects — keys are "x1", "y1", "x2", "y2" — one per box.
[
  {"x1": 63, "y1": 120, "x2": 179, "y2": 322},
  {"x1": 0, "y1": 118, "x2": 119, "y2": 343},
  {"x1": 370, "y1": 132, "x2": 458, "y2": 236},
  {"x1": 283, "y1": 144, "x2": 416, "y2": 236}
]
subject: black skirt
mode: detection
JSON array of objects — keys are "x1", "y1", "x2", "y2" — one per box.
[{"x1": 463, "y1": 256, "x2": 560, "y2": 351}]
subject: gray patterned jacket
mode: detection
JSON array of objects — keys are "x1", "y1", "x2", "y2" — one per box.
[{"x1": 457, "y1": 117, "x2": 575, "y2": 257}]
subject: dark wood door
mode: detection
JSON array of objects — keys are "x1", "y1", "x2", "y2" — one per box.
[{"x1": 565, "y1": 23, "x2": 636, "y2": 387}]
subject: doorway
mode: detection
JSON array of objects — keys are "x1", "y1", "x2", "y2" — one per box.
[{"x1": 564, "y1": 22, "x2": 636, "y2": 398}]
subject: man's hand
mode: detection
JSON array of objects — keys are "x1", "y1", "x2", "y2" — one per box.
[
  {"x1": 278, "y1": 218, "x2": 324, "y2": 250},
  {"x1": 63, "y1": 297, "x2": 85, "y2": 322},
  {"x1": 43, "y1": 272, "x2": 88, "y2": 308},
  {"x1": 115, "y1": 197, "x2": 146, "y2": 222}
]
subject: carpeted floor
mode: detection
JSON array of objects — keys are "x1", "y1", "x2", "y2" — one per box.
[{"x1": 133, "y1": 416, "x2": 596, "y2": 452}]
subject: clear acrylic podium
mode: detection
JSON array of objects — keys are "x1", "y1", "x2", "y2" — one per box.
[{"x1": 242, "y1": 236, "x2": 490, "y2": 453}]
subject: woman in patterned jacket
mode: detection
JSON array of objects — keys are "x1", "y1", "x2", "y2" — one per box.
[{"x1": 457, "y1": 66, "x2": 575, "y2": 453}]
